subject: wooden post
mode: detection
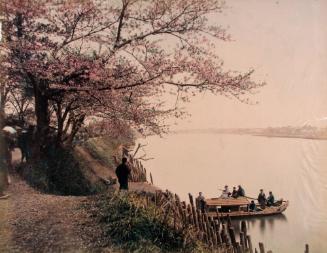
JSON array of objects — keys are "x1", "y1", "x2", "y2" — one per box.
[
  {"x1": 215, "y1": 208, "x2": 222, "y2": 224},
  {"x1": 182, "y1": 209, "x2": 188, "y2": 227},
  {"x1": 202, "y1": 228, "x2": 208, "y2": 244},
  {"x1": 241, "y1": 220, "x2": 247, "y2": 234},
  {"x1": 187, "y1": 204, "x2": 193, "y2": 225},
  {"x1": 227, "y1": 215, "x2": 232, "y2": 228},
  {"x1": 141, "y1": 165, "x2": 146, "y2": 182},
  {"x1": 205, "y1": 213, "x2": 214, "y2": 244},
  {"x1": 189, "y1": 193, "x2": 198, "y2": 228},
  {"x1": 259, "y1": 242, "x2": 265, "y2": 253},
  {"x1": 144, "y1": 167, "x2": 147, "y2": 182},
  {"x1": 197, "y1": 209, "x2": 203, "y2": 231},
  {"x1": 175, "y1": 195, "x2": 183, "y2": 216},
  {"x1": 210, "y1": 226, "x2": 218, "y2": 249},
  {"x1": 215, "y1": 220, "x2": 222, "y2": 245},
  {"x1": 228, "y1": 227, "x2": 237, "y2": 246},
  {"x1": 247, "y1": 235, "x2": 253, "y2": 253},
  {"x1": 222, "y1": 224, "x2": 230, "y2": 245},
  {"x1": 240, "y1": 231, "x2": 245, "y2": 252},
  {"x1": 235, "y1": 242, "x2": 242, "y2": 253},
  {"x1": 202, "y1": 213, "x2": 209, "y2": 242},
  {"x1": 305, "y1": 244, "x2": 309, "y2": 253},
  {"x1": 209, "y1": 227, "x2": 215, "y2": 248},
  {"x1": 241, "y1": 221, "x2": 248, "y2": 248},
  {"x1": 150, "y1": 172, "x2": 153, "y2": 185}
]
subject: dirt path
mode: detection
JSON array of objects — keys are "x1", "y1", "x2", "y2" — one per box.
[
  {"x1": 0, "y1": 196, "x2": 11, "y2": 252},
  {"x1": 2, "y1": 175, "x2": 104, "y2": 253},
  {"x1": 0, "y1": 148, "x2": 159, "y2": 252}
]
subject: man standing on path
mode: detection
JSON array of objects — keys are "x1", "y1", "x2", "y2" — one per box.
[{"x1": 115, "y1": 157, "x2": 131, "y2": 190}]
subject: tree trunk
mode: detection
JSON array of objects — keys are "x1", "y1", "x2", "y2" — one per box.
[
  {"x1": 0, "y1": 83, "x2": 7, "y2": 129},
  {"x1": 34, "y1": 81, "x2": 50, "y2": 157}
]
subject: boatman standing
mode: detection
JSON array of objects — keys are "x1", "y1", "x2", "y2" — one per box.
[
  {"x1": 115, "y1": 157, "x2": 131, "y2": 190},
  {"x1": 258, "y1": 189, "x2": 267, "y2": 208}
]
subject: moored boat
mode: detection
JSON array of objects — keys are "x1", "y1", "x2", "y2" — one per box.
[{"x1": 205, "y1": 196, "x2": 289, "y2": 218}]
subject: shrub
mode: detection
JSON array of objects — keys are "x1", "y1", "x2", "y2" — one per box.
[{"x1": 93, "y1": 192, "x2": 206, "y2": 253}]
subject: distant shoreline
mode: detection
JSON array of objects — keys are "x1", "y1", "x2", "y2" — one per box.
[
  {"x1": 171, "y1": 129, "x2": 327, "y2": 140},
  {"x1": 252, "y1": 134, "x2": 327, "y2": 140}
]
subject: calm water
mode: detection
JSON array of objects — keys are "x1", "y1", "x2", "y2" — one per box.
[{"x1": 142, "y1": 133, "x2": 327, "y2": 253}]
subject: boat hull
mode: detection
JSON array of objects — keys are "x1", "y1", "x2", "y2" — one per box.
[{"x1": 207, "y1": 200, "x2": 289, "y2": 218}]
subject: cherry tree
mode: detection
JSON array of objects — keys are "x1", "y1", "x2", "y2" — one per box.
[{"x1": 1, "y1": 0, "x2": 264, "y2": 155}]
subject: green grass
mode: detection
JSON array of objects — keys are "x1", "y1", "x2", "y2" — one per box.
[{"x1": 90, "y1": 191, "x2": 208, "y2": 253}]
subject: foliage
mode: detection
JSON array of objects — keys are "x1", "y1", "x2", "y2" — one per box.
[
  {"x1": 94, "y1": 192, "x2": 207, "y2": 253},
  {"x1": 1, "y1": 0, "x2": 265, "y2": 153}
]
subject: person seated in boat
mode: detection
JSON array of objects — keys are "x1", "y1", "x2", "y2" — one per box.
[
  {"x1": 196, "y1": 192, "x2": 206, "y2": 212},
  {"x1": 232, "y1": 187, "x2": 238, "y2": 198},
  {"x1": 220, "y1": 185, "x2": 231, "y2": 198},
  {"x1": 258, "y1": 189, "x2": 267, "y2": 208},
  {"x1": 267, "y1": 191, "x2": 275, "y2": 207},
  {"x1": 249, "y1": 200, "x2": 257, "y2": 212},
  {"x1": 237, "y1": 185, "x2": 245, "y2": 197}
]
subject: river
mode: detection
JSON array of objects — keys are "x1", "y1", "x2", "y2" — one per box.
[{"x1": 142, "y1": 133, "x2": 327, "y2": 253}]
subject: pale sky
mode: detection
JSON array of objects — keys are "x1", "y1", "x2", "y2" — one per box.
[{"x1": 173, "y1": 0, "x2": 327, "y2": 129}]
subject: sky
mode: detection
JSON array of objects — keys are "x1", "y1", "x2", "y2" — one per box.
[{"x1": 172, "y1": 0, "x2": 327, "y2": 129}]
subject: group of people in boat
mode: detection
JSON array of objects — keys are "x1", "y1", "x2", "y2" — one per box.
[
  {"x1": 252, "y1": 189, "x2": 275, "y2": 210},
  {"x1": 220, "y1": 185, "x2": 245, "y2": 199},
  {"x1": 195, "y1": 185, "x2": 277, "y2": 213}
]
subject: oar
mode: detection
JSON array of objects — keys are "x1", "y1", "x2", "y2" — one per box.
[{"x1": 244, "y1": 195, "x2": 258, "y2": 200}]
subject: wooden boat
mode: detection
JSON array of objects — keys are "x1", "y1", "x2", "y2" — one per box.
[{"x1": 205, "y1": 196, "x2": 289, "y2": 218}]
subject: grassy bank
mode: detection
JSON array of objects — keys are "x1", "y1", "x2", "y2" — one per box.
[
  {"x1": 87, "y1": 191, "x2": 207, "y2": 253},
  {"x1": 83, "y1": 134, "x2": 134, "y2": 169}
]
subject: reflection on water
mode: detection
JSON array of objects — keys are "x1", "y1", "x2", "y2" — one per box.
[
  {"x1": 143, "y1": 133, "x2": 327, "y2": 253},
  {"x1": 231, "y1": 214, "x2": 288, "y2": 235}
]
